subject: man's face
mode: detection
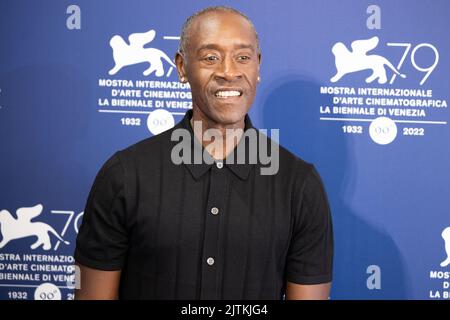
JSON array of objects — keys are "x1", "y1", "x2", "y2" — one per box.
[{"x1": 176, "y1": 11, "x2": 261, "y2": 126}]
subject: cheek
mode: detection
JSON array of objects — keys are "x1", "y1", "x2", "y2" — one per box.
[
  {"x1": 245, "y1": 67, "x2": 260, "y2": 83},
  {"x1": 246, "y1": 76, "x2": 259, "y2": 91},
  {"x1": 189, "y1": 72, "x2": 212, "y2": 92}
]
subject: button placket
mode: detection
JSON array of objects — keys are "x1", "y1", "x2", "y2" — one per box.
[{"x1": 200, "y1": 166, "x2": 227, "y2": 299}]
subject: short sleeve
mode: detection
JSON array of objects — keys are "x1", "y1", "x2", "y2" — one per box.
[
  {"x1": 74, "y1": 152, "x2": 129, "y2": 271},
  {"x1": 285, "y1": 165, "x2": 334, "y2": 285}
]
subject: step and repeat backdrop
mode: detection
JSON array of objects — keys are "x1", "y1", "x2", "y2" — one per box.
[{"x1": 0, "y1": 0, "x2": 449, "y2": 300}]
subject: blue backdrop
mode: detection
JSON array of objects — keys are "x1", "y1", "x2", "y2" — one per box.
[{"x1": 1, "y1": 0, "x2": 449, "y2": 300}]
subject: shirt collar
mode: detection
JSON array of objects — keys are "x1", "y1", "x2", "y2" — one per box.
[{"x1": 177, "y1": 109, "x2": 255, "y2": 181}]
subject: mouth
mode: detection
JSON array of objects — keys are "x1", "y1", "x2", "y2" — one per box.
[{"x1": 214, "y1": 89, "x2": 243, "y2": 99}]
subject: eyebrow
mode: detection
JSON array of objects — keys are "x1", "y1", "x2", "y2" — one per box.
[{"x1": 196, "y1": 43, "x2": 255, "y2": 53}]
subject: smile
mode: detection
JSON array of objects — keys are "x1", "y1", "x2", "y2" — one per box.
[{"x1": 214, "y1": 90, "x2": 242, "y2": 98}]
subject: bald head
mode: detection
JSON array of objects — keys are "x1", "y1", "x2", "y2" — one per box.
[{"x1": 178, "y1": 6, "x2": 260, "y2": 56}]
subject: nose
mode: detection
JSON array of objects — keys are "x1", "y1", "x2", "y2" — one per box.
[{"x1": 214, "y1": 56, "x2": 242, "y2": 81}]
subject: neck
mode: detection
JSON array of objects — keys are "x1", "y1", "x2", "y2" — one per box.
[{"x1": 190, "y1": 109, "x2": 246, "y2": 160}]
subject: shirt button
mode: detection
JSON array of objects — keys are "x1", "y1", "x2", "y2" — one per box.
[
  {"x1": 207, "y1": 257, "x2": 215, "y2": 266},
  {"x1": 211, "y1": 207, "x2": 219, "y2": 215},
  {"x1": 216, "y1": 162, "x2": 223, "y2": 169}
]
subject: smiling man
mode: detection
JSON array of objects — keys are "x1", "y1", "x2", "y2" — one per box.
[
  {"x1": 176, "y1": 7, "x2": 259, "y2": 131},
  {"x1": 74, "y1": 6, "x2": 333, "y2": 300}
]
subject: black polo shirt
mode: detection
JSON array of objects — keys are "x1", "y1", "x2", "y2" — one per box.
[{"x1": 75, "y1": 109, "x2": 333, "y2": 300}]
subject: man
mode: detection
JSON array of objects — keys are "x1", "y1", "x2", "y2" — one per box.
[{"x1": 74, "y1": 6, "x2": 333, "y2": 300}]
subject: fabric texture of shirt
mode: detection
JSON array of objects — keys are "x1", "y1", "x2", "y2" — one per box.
[{"x1": 75, "y1": 109, "x2": 333, "y2": 299}]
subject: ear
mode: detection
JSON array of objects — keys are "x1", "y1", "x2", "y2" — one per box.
[
  {"x1": 257, "y1": 53, "x2": 262, "y2": 82},
  {"x1": 175, "y1": 52, "x2": 188, "y2": 83}
]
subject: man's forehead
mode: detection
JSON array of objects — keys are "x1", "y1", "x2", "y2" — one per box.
[
  {"x1": 188, "y1": 11, "x2": 257, "y2": 47},
  {"x1": 192, "y1": 10, "x2": 250, "y2": 26}
]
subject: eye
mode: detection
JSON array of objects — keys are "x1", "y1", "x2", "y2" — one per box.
[
  {"x1": 204, "y1": 55, "x2": 219, "y2": 62},
  {"x1": 237, "y1": 55, "x2": 251, "y2": 62}
]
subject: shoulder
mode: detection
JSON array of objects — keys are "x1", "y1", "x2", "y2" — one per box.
[
  {"x1": 92, "y1": 124, "x2": 181, "y2": 191},
  {"x1": 260, "y1": 132, "x2": 326, "y2": 198},
  {"x1": 259, "y1": 129, "x2": 314, "y2": 182},
  {"x1": 115, "y1": 124, "x2": 180, "y2": 168},
  {"x1": 279, "y1": 144, "x2": 313, "y2": 177},
  {"x1": 277, "y1": 147, "x2": 329, "y2": 208}
]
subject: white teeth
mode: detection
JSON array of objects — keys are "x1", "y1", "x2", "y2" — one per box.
[{"x1": 215, "y1": 90, "x2": 241, "y2": 98}]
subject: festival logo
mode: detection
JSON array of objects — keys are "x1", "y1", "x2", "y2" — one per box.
[
  {"x1": 97, "y1": 26, "x2": 192, "y2": 135},
  {"x1": 108, "y1": 29, "x2": 176, "y2": 77},
  {"x1": 428, "y1": 227, "x2": 450, "y2": 299},
  {"x1": 319, "y1": 35, "x2": 446, "y2": 145},
  {"x1": 0, "y1": 205, "x2": 83, "y2": 300},
  {"x1": 331, "y1": 36, "x2": 406, "y2": 84},
  {"x1": 0, "y1": 204, "x2": 69, "y2": 251},
  {"x1": 440, "y1": 227, "x2": 450, "y2": 268}
]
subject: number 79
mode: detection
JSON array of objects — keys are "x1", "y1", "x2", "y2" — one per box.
[{"x1": 387, "y1": 42, "x2": 439, "y2": 86}]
